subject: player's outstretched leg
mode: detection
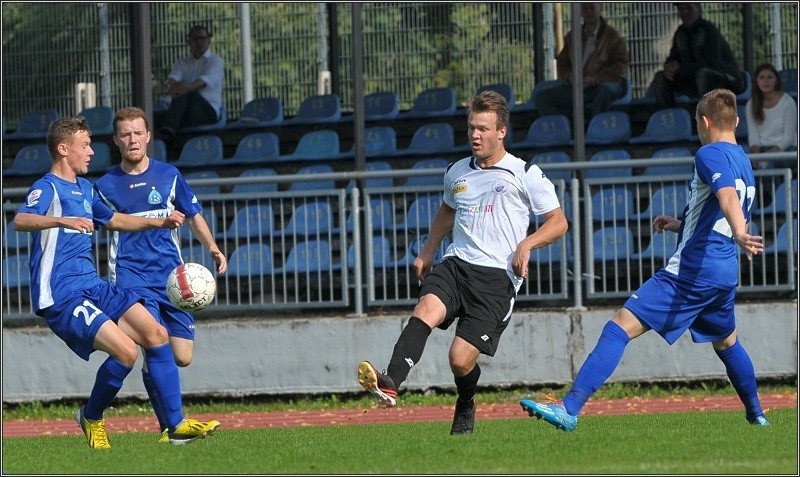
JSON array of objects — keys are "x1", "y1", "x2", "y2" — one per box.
[
  {"x1": 357, "y1": 361, "x2": 398, "y2": 408},
  {"x1": 520, "y1": 399, "x2": 578, "y2": 432}
]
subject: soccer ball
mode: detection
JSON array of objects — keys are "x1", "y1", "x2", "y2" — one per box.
[{"x1": 166, "y1": 263, "x2": 216, "y2": 312}]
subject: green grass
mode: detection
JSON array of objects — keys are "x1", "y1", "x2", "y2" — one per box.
[{"x1": 3, "y1": 409, "x2": 797, "y2": 474}]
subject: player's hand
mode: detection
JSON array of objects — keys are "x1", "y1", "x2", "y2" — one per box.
[
  {"x1": 210, "y1": 249, "x2": 228, "y2": 274},
  {"x1": 165, "y1": 211, "x2": 185, "y2": 228},
  {"x1": 511, "y1": 247, "x2": 531, "y2": 278},
  {"x1": 413, "y1": 256, "x2": 433, "y2": 282},
  {"x1": 653, "y1": 215, "x2": 681, "y2": 233},
  {"x1": 735, "y1": 232, "x2": 764, "y2": 261},
  {"x1": 70, "y1": 217, "x2": 94, "y2": 234}
]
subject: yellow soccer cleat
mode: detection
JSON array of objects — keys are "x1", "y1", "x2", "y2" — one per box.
[
  {"x1": 158, "y1": 428, "x2": 170, "y2": 443},
  {"x1": 168, "y1": 418, "x2": 221, "y2": 445},
  {"x1": 75, "y1": 407, "x2": 111, "y2": 449}
]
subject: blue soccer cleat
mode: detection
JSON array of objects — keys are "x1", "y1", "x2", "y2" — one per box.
[
  {"x1": 749, "y1": 415, "x2": 770, "y2": 427},
  {"x1": 520, "y1": 399, "x2": 577, "y2": 432}
]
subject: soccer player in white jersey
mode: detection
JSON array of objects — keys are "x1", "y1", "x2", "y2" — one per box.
[
  {"x1": 520, "y1": 88, "x2": 770, "y2": 431},
  {"x1": 357, "y1": 90, "x2": 569, "y2": 434},
  {"x1": 94, "y1": 106, "x2": 227, "y2": 443},
  {"x1": 13, "y1": 116, "x2": 221, "y2": 448}
]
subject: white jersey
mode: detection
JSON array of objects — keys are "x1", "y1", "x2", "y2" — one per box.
[{"x1": 442, "y1": 153, "x2": 561, "y2": 291}]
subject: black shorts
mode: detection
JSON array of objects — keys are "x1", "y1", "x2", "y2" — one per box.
[{"x1": 419, "y1": 257, "x2": 516, "y2": 357}]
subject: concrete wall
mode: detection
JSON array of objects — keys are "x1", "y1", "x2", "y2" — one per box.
[{"x1": 2, "y1": 302, "x2": 797, "y2": 403}]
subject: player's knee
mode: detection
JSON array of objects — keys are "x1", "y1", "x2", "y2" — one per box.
[
  {"x1": 115, "y1": 342, "x2": 139, "y2": 367},
  {"x1": 141, "y1": 324, "x2": 170, "y2": 348},
  {"x1": 449, "y1": 355, "x2": 475, "y2": 376},
  {"x1": 174, "y1": 354, "x2": 193, "y2": 367}
]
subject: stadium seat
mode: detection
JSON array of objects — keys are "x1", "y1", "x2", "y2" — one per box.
[
  {"x1": 531, "y1": 152, "x2": 573, "y2": 184},
  {"x1": 179, "y1": 208, "x2": 218, "y2": 244},
  {"x1": 641, "y1": 147, "x2": 694, "y2": 176},
  {"x1": 592, "y1": 226, "x2": 634, "y2": 263},
  {"x1": 584, "y1": 149, "x2": 632, "y2": 179},
  {"x1": 397, "y1": 87, "x2": 457, "y2": 120},
  {"x1": 404, "y1": 157, "x2": 449, "y2": 187},
  {"x1": 178, "y1": 105, "x2": 227, "y2": 133},
  {"x1": 390, "y1": 234, "x2": 452, "y2": 267},
  {"x1": 395, "y1": 195, "x2": 443, "y2": 231},
  {"x1": 185, "y1": 170, "x2": 221, "y2": 196},
  {"x1": 584, "y1": 111, "x2": 632, "y2": 146},
  {"x1": 735, "y1": 104, "x2": 749, "y2": 140},
  {"x1": 632, "y1": 184, "x2": 688, "y2": 221},
  {"x1": 512, "y1": 79, "x2": 561, "y2": 113},
  {"x1": 87, "y1": 141, "x2": 113, "y2": 174},
  {"x1": 347, "y1": 235, "x2": 393, "y2": 270},
  {"x1": 345, "y1": 160, "x2": 395, "y2": 192},
  {"x1": 362, "y1": 126, "x2": 398, "y2": 158},
  {"x1": 530, "y1": 231, "x2": 573, "y2": 265},
  {"x1": 171, "y1": 134, "x2": 224, "y2": 168},
  {"x1": 2, "y1": 254, "x2": 31, "y2": 288},
  {"x1": 779, "y1": 68, "x2": 797, "y2": 99},
  {"x1": 477, "y1": 83, "x2": 515, "y2": 106},
  {"x1": 346, "y1": 197, "x2": 395, "y2": 232},
  {"x1": 277, "y1": 129, "x2": 347, "y2": 162},
  {"x1": 274, "y1": 239, "x2": 341, "y2": 274},
  {"x1": 273, "y1": 201, "x2": 338, "y2": 237},
  {"x1": 590, "y1": 187, "x2": 635, "y2": 223},
  {"x1": 674, "y1": 71, "x2": 752, "y2": 104},
  {"x1": 180, "y1": 244, "x2": 218, "y2": 273},
  {"x1": 764, "y1": 219, "x2": 798, "y2": 255},
  {"x1": 283, "y1": 94, "x2": 342, "y2": 125},
  {"x1": 287, "y1": 164, "x2": 336, "y2": 191},
  {"x1": 629, "y1": 107, "x2": 694, "y2": 144},
  {"x1": 754, "y1": 179, "x2": 797, "y2": 215},
  {"x1": 611, "y1": 77, "x2": 632, "y2": 106},
  {"x1": 225, "y1": 97, "x2": 284, "y2": 129},
  {"x1": 514, "y1": 114, "x2": 572, "y2": 149},
  {"x1": 4, "y1": 109, "x2": 59, "y2": 140},
  {"x1": 226, "y1": 132, "x2": 281, "y2": 165},
  {"x1": 227, "y1": 243, "x2": 274, "y2": 278},
  {"x1": 152, "y1": 138, "x2": 169, "y2": 162},
  {"x1": 231, "y1": 167, "x2": 279, "y2": 194},
  {"x1": 3, "y1": 220, "x2": 30, "y2": 252},
  {"x1": 79, "y1": 106, "x2": 114, "y2": 135},
  {"x1": 220, "y1": 203, "x2": 275, "y2": 240},
  {"x1": 4, "y1": 143, "x2": 51, "y2": 177},
  {"x1": 630, "y1": 229, "x2": 678, "y2": 261},
  {"x1": 362, "y1": 91, "x2": 400, "y2": 122},
  {"x1": 394, "y1": 122, "x2": 457, "y2": 157}
]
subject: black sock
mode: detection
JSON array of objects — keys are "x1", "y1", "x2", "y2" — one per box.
[
  {"x1": 386, "y1": 316, "x2": 432, "y2": 388},
  {"x1": 454, "y1": 363, "x2": 481, "y2": 402}
]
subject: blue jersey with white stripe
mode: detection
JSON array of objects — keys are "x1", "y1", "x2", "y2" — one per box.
[
  {"x1": 93, "y1": 159, "x2": 202, "y2": 290},
  {"x1": 665, "y1": 142, "x2": 756, "y2": 288},
  {"x1": 17, "y1": 173, "x2": 115, "y2": 314}
]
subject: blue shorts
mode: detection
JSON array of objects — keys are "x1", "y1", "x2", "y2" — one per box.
[
  {"x1": 42, "y1": 282, "x2": 142, "y2": 361},
  {"x1": 133, "y1": 286, "x2": 195, "y2": 341},
  {"x1": 623, "y1": 269, "x2": 737, "y2": 345}
]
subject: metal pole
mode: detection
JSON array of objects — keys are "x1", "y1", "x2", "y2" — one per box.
[
  {"x1": 240, "y1": 3, "x2": 254, "y2": 105},
  {"x1": 570, "y1": 3, "x2": 585, "y2": 161},
  {"x1": 98, "y1": 3, "x2": 112, "y2": 107},
  {"x1": 771, "y1": 3, "x2": 784, "y2": 70}
]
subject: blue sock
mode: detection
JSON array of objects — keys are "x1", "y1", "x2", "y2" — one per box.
[
  {"x1": 715, "y1": 339, "x2": 764, "y2": 422},
  {"x1": 145, "y1": 344, "x2": 185, "y2": 432},
  {"x1": 563, "y1": 321, "x2": 630, "y2": 416},
  {"x1": 84, "y1": 357, "x2": 133, "y2": 421},
  {"x1": 142, "y1": 369, "x2": 168, "y2": 432}
]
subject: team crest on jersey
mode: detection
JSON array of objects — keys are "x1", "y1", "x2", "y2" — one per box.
[
  {"x1": 26, "y1": 189, "x2": 42, "y2": 206},
  {"x1": 492, "y1": 179, "x2": 508, "y2": 193},
  {"x1": 148, "y1": 187, "x2": 162, "y2": 205},
  {"x1": 83, "y1": 199, "x2": 92, "y2": 214}
]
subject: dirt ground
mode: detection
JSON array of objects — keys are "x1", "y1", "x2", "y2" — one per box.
[{"x1": 3, "y1": 392, "x2": 796, "y2": 438}]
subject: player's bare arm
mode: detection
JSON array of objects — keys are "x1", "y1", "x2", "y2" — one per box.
[
  {"x1": 13, "y1": 212, "x2": 94, "y2": 233},
  {"x1": 653, "y1": 215, "x2": 681, "y2": 233},
  {"x1": 512, "y1": 207, "x2": 568, "y2": 278},
  {"x1": 187, "y1": 213, "x2": 227, "y2": 274},
  {"x1": 106, "y1": 210, "x2": 185, "y2": 232},
  {"x1": 716, "y1": 186, "x2": 763, "y2": 260}
]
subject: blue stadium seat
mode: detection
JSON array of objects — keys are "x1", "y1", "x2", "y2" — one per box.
[
  {"x1": 347, "y1": 235, "x2": 393, "y2": 270},
  {"x1": 2, "y1": 254, "x2": 31, "y2": 288},
  {"x1": 227, "y1": 243, "x2": 274, "y2": 278},
  {"x1": 530, "y1": 231, "x2": 573, "y2": 265},
  {"x1": 514, "y1": 114, "x2": 572, "y2": 149},
  {"x1": 79, "y1": 106, "x2": 114, "y2": 135},
  {"x1": 735, "y1": 104, "x2": 749, "y2": 140},
  {"x1": 152, "y1": 138, "x2": 169, "y2": 162},
  {"x1": 404, "y1": 158, "x2": 449, "y2": 187},
  {"x1": 180, "y1": 244, "x2": 218, "y2": 273},
  {"x1": 5, "y1": 109, "x2": 60, "y2": 140},
  {"x1": 171, "y1": 134, "x2": 224, "y2": 168},
  {"x1": 179, "y1": 208, "x2": 218, "y2": 244},
  {"x1": 512, "y1": 79, "x2": 561, "y2": 113},
  {"x1": 531, "y1": 152, "x2": 573, "y2": 184},
  {"x1": 397, "y1": 87, "x2": 457, "y2": 120},
  {"x1": 226, "y1": 132, "x2": 281, "y2": 165},
  {"x1": 584, "y1": 111, "x2": 632, "y2": 146},
  {"x1": 779, "y1": 68, "x2": 797, "y2": 99},
  {"x1": 274, "y1": 201, "x2": 339, "y2": 237},
  {"x1": 611, "y1": 77, "x2": 632, "y2": 106},
  {"x1": 184, "y1": 170, "x2": 221, "y2": 196},
  {"x1": 283, "y1": 94, "x2": 342, "y2": 125},
  {"x1": 277, "y1": 129, "x2": 347, "y2": 162},
  {"x1": 754, "y1": 179, "x2": 797, "y2": 215},
  {"x1": 394, "y1": 122, "x2": 456, "y2": 157},
  {"x1": 225, "y1": 97, "x2": 284, "y2": 129},
  {"x1": 362, "y1": 91, "x2": 400, "y2": 122},
  {"x1": 592, "y1": 226, "x2": 634, "y2": 263},
  {"x1": 274, "y1": 239, "x2": 341, "y2": 274},
  {"x1": 395, "y1": 195, "x2": 443, "y2": 231},
  {"x1": 3, "y1": 220, "x2": 30, "y2": 252},
  {"x1": 629, "y1": 108, "x2": 693, "y2": 144},
  {"x1": 477, "y1": 83, "x2": 515, "y2": 106},
  {"x1": 764, "y1": 219, "x2": 798, "y2": 255},
  {"x1": 220, "y1": 203, "x2": 275, "y2": 240},
  {"x1": 632, "y1": 184, "x2": 688, "y2": 221},
  {"x1": 590, "y1": 187, "x2": 635, "y2": 222},
  {"x1": 87, "y1": 141, "x2": 113, "y2": 174},
  {"x1": 287, "y1": 164, "x2": 336, "y2": 191},
  {"x1": 363, "y1": 126, "x2": 398, "y2": 158},
  {"x1": 630, "y1": 230, "x2": 678, "y2": 261},
  {"x1": 231, "y1": 167, "x2": 279, "y2": 194},
  {"x1": 584, "y1": 149, "x2": 632, "y2": 179},
  {"x1": 345, "y1": 161, "x2": 395, "y2": 193},
  {"x1": 390, "y1": 234, "x2": 452, "y2": 267},
  {"x1": 178, "y1": 105, "x2": 227, "y2": 133},
  {"x1": 641, "y1": 147, "x2": 694, "y2": 176},
  {"x1": 4, "y1": 143, "x2": 51, "y2": 177},
  {"x1": 346, "y1": 198, "x2": 395, "y2": 232}
]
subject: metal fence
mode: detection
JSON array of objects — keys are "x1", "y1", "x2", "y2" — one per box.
[
  {"x1": 3, "y1": 155, "x2": 796, "y2": 324},
  {"x1": 2, "y1": 2, "x2": 797, "y2": 128}
]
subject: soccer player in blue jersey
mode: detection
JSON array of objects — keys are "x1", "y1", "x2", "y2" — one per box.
[
  {"x1": 13, "y1": 116, "x2": 221, "y2": 448},
  {"x1": 520, "y1": 88, "x2": 770, "y2": 431},
  {"x1": 94, "y1": 106, "x2": 227, "y2": 443},
  {"x1": 357, "y1": 90, "x2": 569, "y2": 434}
]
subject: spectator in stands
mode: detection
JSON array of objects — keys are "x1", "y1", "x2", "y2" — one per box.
[
  {"x1": 155, "y1": 24, "x2": 224, "y2": 140},
  {"x1": 745, "y1": 62, "x2": 798, "y2": 166},
  {"x1": 95, "y1": 106, "x2": 228, "y2": 443},
  {"x1": 520, "y1": 88, "x2": 770, "y2": 432},
  {"x1": 533, "y1": 2, "x2": 629, "y2": 122},
  {"x1": 651, "y1": 3, "x2": 743, "y2": 108},
  {"x1": 356, "y1": 91, "x2": 568, "y2": 435},
  {"x1": 13, "y1": 116, "x2": 220, "y2": 448}
]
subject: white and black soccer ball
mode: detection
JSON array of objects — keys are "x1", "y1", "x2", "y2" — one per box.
[{"x1": 166, "y1": 262, "x2": 216, "y2": 312}]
